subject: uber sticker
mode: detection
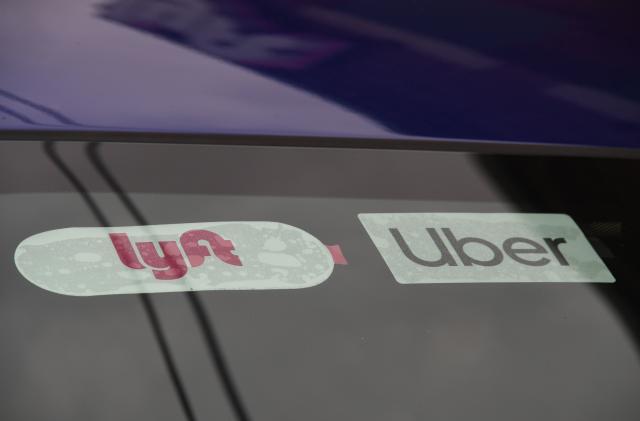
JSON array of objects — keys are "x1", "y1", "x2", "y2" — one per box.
[
  {"x1": 358, "y1": 213, "x2": 614, "y2": 284},
  {"x1": 15, "y1": 222, "x2": 336, "y2": 296}
]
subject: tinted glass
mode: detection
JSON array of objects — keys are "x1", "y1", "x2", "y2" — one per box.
[{"x1": 1, "y1": 140, "x2": 639, "y2": 420}]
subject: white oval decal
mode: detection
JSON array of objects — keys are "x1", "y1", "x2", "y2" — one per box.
[{"x1": 15, "y1": 222, "x2": 335, "y2": 296}]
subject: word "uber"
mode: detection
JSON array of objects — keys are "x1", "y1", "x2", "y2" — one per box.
[{"x1": 390, "y1": 227, "x2": 569, "y2": 267}]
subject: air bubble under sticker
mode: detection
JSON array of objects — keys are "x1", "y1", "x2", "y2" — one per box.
[{"x1": 15, "y1": 222, "x2": 335, "y2": 296}]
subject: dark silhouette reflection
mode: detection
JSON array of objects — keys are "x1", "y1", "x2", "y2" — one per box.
[
  {"x1": 477, "y1": 153, "x2": 640, "y2": 354},
  {"x1": 86, "y1": 142, "x2": 252, "y2": 421},
  {"x1": 43, "y1": 142, "x2": 198, "y2": 421}
]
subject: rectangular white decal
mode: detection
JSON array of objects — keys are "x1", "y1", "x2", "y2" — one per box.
[{"x1": 358, "y1": 213, "x2": 614, "y2": 284}]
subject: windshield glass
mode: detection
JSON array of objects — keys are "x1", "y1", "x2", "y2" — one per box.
[{"x1": 1, "y1": 140, "x2": 639, "y2": 421}]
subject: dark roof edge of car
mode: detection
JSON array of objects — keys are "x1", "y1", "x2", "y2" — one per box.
[{"x1": 1, "y1": 129, "x2": 638, "y2": 159}]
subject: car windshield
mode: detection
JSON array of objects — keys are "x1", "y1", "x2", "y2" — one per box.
[{"x1": 1, "y1": 140, "x2": 639, "y2": 420}]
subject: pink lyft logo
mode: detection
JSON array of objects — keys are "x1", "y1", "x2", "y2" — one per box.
[
  {"x1": 109, "y1": 229, "x2": 242, "y2": 281},
  {"x1": 15, "y1": 222, "x2": 341, "y2": 295}
]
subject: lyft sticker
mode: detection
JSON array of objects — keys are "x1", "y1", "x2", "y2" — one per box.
[
  {"x1": 359, "y1": 213, "x2": 614, "y2": 284},
  {"x1": 15, "y1": 222, "x2": 337, "y2": 296}
]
